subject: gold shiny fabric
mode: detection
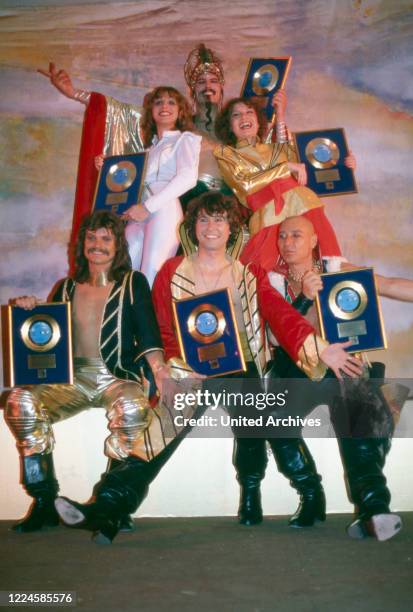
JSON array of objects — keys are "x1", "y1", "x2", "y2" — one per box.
[
  {"x1": 5, "y1": 358, "x2": 151, "y2": 460},
  {"x1": 130, "y1": 356, "x2": 204, "y2": 461},
  {"x1": 214, "y1": 141, "x2": 294, "y2": 204},
  {"x1": 103, "y1": 96, "x2": 144, "y2": 156},
  {"x1": 214, "y1": 140, "x2": 323, "y2": 236},
  {"x1": 249, "y1": 185, "x2": 321, "y2": 238}
]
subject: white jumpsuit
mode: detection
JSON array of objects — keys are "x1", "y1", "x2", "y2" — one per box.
[{"x1": 125, "y1": 130, "x2": 201, "y2": 286}]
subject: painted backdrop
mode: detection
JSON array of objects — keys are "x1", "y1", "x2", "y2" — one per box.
[{"x1": 0, "y1": 0, "x2": 412, "y2": 380}]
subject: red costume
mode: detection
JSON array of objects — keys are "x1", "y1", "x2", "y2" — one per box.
[
  {"x1": 152, "y1": 255, "x2": 329, "y2": 380},
  {"x1": 70, "y1": 93, "x2": 144, "y2": 269}
]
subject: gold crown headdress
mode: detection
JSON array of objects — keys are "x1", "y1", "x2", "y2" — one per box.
[{"x1": 184, "y1": 43, "x2": 225, "y2": 91}]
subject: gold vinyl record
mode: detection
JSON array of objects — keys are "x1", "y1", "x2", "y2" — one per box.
[
  {"x1": 305, "y1": 137, "x2": 339, "y2": 169},
  {"x1": 20, "y1": 314, "x2": 61, "y2": 352},
  {"x1": 252, "y1": 64, "x2": 279, "y2": 95},
  {"x1": 328, "y1": 280, "x2": 368, "y2": 321},
  {"x1": 106, "y1": 161, "x2": 137, "y2": 192},
  {"x1": 187, "y1": 303, "x2": 226, "y2": 344}
]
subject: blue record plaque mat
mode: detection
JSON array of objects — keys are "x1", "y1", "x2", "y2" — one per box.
[
  {"x1": 315, "y1": 267, "x2": 386, "y2": 353},
  {"x1": 294, "y1": 128, "x2": 357, "y2": 197},
  {"x1": 173, "y1": 288, "x2": 246, "y2": 377}
]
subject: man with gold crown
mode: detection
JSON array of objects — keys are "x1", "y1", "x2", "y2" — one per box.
[
  {"x1": 38, "y1": 45, "x2": 228, "y2": 250},
  {"x1": 38, "y1": 43, "x2": 288, "y2": 247},
  {"x1": 179, "y1": 43, "x2": 230, "y2": 208},
  {"x1": 179, "y1": 43, "x2": 289, "y2": 215}
]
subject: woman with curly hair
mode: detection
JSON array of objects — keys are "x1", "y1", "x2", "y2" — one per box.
[
  {"x1": 119, "y1": 86, "x2": 202, "y2": 286},
  {"x1": 214, "y1": 97, "x2": 347, "y2": 271},
  {"x1": 94, "y1": 86, "x2": 202, "y2": 286}
]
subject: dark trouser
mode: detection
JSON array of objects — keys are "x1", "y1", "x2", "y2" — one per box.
[
  {"x1": 230, "y1": 362, "x2": 324, "y2": 522},
  {"x1": 92, "y1": 406, "x2": 207, "y2": 517},
  {"x1": 260, "y1": 350, "x2": 394, "y2": 520},
  {"x1": 70, "y1": 363, "x2": 325, "y2": 536}
]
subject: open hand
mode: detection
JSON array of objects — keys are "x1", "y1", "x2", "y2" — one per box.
[
  {"x1": 320, "y1": 340, "x2": 364, "y2": 379},
  {"x1": 37, "y1": 62, "x2": 76, "y2": 99}
]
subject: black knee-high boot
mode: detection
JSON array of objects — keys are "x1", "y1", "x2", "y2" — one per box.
[
  {"x1": 55, "y1": 455, "x2": 151, "y2": 544},
  {"x1": 339, "y1": 437, "x2": 402, "y2": 541},
  {"x1": 13, "y1": 454, "x2": 60, "y2": 533},
  {"x1": 105, "y1": 458, "x2": 135, "y2": 532},
  {"x1": 234, "y1": 438, "x2": 268, "y2": 525},
  {"x1": 269, "y1": 438, "x2": 326, "y2": 527},
  {"x1": 55, "y1": 429, "x2": 188, "y2": 544}
]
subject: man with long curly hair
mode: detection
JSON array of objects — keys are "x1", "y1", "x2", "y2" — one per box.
[{"x1": 5, "y1": 211, "x2": 169, "y2": 535}]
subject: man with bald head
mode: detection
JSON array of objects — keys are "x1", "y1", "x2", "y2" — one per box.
[
  {"x1": 275, "y1": 215, "x2": 413, "y2": 305},
  {"x1": 238, "y1": 214, "x2": 412, "y2": 541}
]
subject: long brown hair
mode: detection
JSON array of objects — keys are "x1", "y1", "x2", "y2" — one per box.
[
  {"x1": 73, "y1": 211, "x2": 131, "y2": 283},
  {"x1": 141, "y1": 86, "x2": 194, "y2": 147},
  {"x1": 214, "y1": 97, "x2": 267, "y2": 146}
]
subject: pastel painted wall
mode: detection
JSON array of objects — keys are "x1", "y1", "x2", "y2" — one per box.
[{"x1": 0, "y1": 0, "x2": 412, "y2": 518}]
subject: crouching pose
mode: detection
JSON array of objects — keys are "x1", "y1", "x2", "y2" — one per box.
[
  {"x1": 261, "y1": 215, "x2": 411, "y2": 540},
  {"x1": 5, "y1": 211, "x2": 169, "y2": 534},
  {"x1": 53, "y1": 192, "x2": 360, "y2": 544}
]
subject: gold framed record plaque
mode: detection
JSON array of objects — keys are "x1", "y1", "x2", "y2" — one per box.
[
  {"x1": 105, "y1": 160, "x2": 137, "y2": 193},
  {"x1": 2, "y1": 302, "x2": 73, "y2": 387},
  {"x1": 172, "y1": 288, "x2": 246, "y2": 377},
  {"x1": 315, "y1": 268, "x2": 386, "y2": 353},
  {"x1": 92, "y1": 152, "x2": 148, "y2": 215},
  {"x1": 240, "y1": 57, "x2": 292, "y2": 122},
  {"x1": 293, "y1": 128, "x2": 357, "y2": 197}
]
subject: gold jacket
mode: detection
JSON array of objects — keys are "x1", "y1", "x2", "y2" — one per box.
[{"x1": 213, "y1": 140, "x2": 322, "y2": 236}]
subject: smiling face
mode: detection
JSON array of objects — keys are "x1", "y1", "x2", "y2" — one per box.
[
  {"x1": 277, "y1": 216, "x2": 318, "y2": 267},
  {"x1": 195, "y1": 209, "x2": 231, "y2": 253},
  {"x1": 84, "y1": 227, "x2": 116, "y2": 268},
  {"x1": 229, "y1": 101, "x2": 259, "y2": 143},
  {"x1": 193, "y1": 71, "x2": 223, "y2": 106},
  {"x1": 151, "y1": 92, "x2": 179, "y2": 131}
]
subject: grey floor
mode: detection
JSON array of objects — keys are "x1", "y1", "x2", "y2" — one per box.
[{"x1": 0, "y1": 513, "x2": 412, "y2": 612}]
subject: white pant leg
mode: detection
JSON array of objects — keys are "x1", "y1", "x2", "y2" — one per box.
[
  {"x1": 125, "y1": 221, "x2": 145, "y2": 271},
  {"x1": 140, "y1": 199, "x2": 183, "y2": 286}
]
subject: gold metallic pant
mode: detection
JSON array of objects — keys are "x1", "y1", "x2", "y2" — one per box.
[{"x1": 5, "y1": 358, "x2": 152, "y2": 461}]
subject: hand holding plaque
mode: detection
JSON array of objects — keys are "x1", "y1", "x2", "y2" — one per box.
[
  {"x1": 2, "y1": 302, "x2": 73, "y2": 386},
  {"x1": 172, "y1": 289, "x2": 246, "y2": 377},
  {"x1": 240, "y1": 57, "x2": 291, "y2": 122},
  {"x1": 293, "y1": 128, "x2": 357, "y2": 197},
  {"x1": 315, "y1": 268, "x2": 386, "y2": 353},
  {"x1": 92, "y1": 152, "x2": 148, "y2": 216}
]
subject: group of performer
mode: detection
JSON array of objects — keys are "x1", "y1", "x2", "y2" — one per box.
[{"x1": 5, "y1": 44, "x2": 413, "y2": 545}]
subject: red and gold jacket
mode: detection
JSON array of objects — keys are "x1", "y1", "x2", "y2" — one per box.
[{"x1": 152, "y1": 255, "x2": 329, "y2": 380}]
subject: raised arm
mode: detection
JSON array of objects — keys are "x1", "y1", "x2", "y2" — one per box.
[
  {"x1": 266, "y1": 89, "x2": 290, "y2": 144},
  {"x1": 38, "y1": 62, "x2": 90, "y2": 104},
  {"x1": 341, "y1": 262, "x2": 413, "y2": 302}
]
